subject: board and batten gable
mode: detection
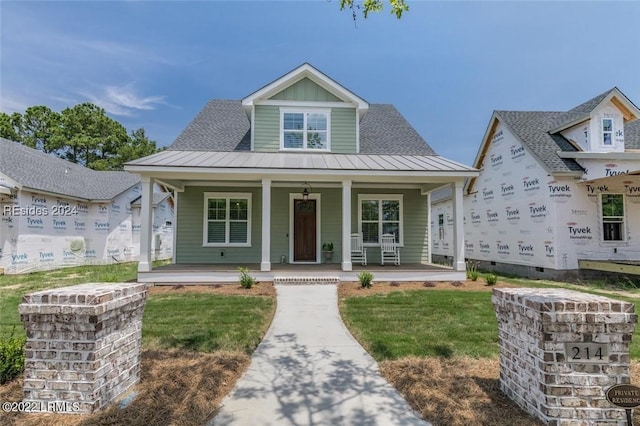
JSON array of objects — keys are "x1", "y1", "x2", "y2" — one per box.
[
  {"x1": 252, "y1": 77, "x2": 358, "y2": 153},
  {"x1": 269, "y1": 77, "x2": 342, "y2": 102}
]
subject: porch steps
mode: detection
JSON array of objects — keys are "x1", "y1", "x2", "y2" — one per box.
[{"x1": 273, "y1": 276, "x2": 341, "y2": 286}]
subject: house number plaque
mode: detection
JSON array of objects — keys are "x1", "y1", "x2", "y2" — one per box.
[{"x1": 563, "y1": 342, "x2": 609, "y2": 363}]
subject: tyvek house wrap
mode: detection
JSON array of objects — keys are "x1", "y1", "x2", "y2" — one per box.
[
  {"x1": 431, "y1": 120, "x2": 640, "y2": 272},
  {"x1": 0, "y1": 184, "x2": 173, "y2": 274}
]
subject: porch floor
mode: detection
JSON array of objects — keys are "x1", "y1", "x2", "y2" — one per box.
[{"x1": 140, "y1": 262, "x2": 465, "y2": 284}]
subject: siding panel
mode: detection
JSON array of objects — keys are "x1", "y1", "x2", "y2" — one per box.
[
  {"x1": 254, "y1": 105, "x2": 280, "y2": 152},
  {"x1": 352, "y1": 189, "x2": 428, "y2": 264},
  {"x1": 331, "y1": 108, "x2": 357, "y2": 154},
  {"x1": 176, "y1": 186, "x2": 261, "y2": 264}
]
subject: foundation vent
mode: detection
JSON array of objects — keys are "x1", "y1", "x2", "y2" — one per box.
[{"x1": 274, "y1": 276, "x2": 340, "y2": 285}]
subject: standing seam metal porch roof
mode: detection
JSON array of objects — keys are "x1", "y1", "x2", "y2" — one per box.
[{"x1": 126, "y1": 150, "x2": 476, "y2": 173}]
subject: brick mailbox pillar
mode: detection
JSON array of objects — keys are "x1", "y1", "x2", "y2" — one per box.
[
  {"x1": 492, "y1": 288, "x2": 637, "y2": 425},
  {"x1": 19, "y1": 282, "x2": 147, "y2": 413}
]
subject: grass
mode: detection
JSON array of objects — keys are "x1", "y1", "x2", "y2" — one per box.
[
  {"x1": 342, "y1": 290, "x2": 498, "y2": 359},
  {"x1": 143, "y1": 292, "x2": 274, "y2": 354}
]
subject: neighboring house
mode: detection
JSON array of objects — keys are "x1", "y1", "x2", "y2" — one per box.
[
  {"x1": 431, "y1": 88, "x2": 640, "y2": 280},
  {"x1": 0, "y1": 138, "x2": 174, "y2": 274},
  {"x1": 125, "y1": 63, "x2": 478, "y2": 283}
]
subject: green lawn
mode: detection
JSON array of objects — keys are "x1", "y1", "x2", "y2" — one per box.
[
  {"x1": 341, "y1": 284, "x2": 640, "y2": 361},
  {"x1": 143, "y1": 292, "x2": 274, "y2": 353},
  {"x1": 0, "y1": 263, "x2": 275, "y2": 353},
  {"x1": 342, "y1": 290, "x2": 499, "y2": 359}
]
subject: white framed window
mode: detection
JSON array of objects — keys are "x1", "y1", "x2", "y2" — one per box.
[
  {"x1": 203, "y1": 192, "x2": 252, "y2": 247},
  {"x1": 358, "y1": 194, "x2": 403, "y2": 246},
  {"x1": 602, "y1": 118, "x2": 613, "y2": 146},
  {"x1": 280, "y1": 108, "x2": 330, "y2": 151},
  {"x1": 601, "y1": 193, "x2": 624, "y2": 241}
]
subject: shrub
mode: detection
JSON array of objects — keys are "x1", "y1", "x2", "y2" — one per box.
[
  {"x1": 485, "y1": 273, "x2": 498, "y2": 286},
  {"x1": 238, "y1": 267, "x2": 256, "y2": 289},
  {"x1": 358, "y1": 271, "x2": 374, "y2": 289},
  {"x1": 322, "y1": 242, "x2": 334, "y2": 252},
  {"x1": 451, "y1": 281, "x2": 464, "y2": 287},
  {"x1": 423, "y1": 281, "x2": 436, "y2": 288},
  {"x1": 0, "y1": 331, "x2": 26, "y2": 384},
  {"x1": 466, "y1": 260, "x2": 479, "y2": 281}
]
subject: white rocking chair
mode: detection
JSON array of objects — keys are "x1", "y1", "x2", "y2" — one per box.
[
  {"x1": 350, "y1": 233, "x2": 367, "y2": 266},
  {"x1": 380, "y1": 233, "x2": 400, "y2": 266}
]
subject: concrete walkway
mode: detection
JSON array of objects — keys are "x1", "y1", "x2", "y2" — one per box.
[{"x1": 212, "y1": 285, "x2": 429, "y2": 426}]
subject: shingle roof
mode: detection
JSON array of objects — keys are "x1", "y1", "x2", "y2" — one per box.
[
  {"x1": 0, "y1": 137, "x2": 140, "y2": 200},
  {"x1": 168, "y1": 101, "x2": 436, "y2": 155},
  {"x1": 171, "y1": 100, "x2": 250, "y2": 151},
  {"x1": 495, "y1": 111, "x2": 584, "y2": 173},
  {"x1": 550, "y1": 88, "x2": 615, "y2": 130},
  {"x1": 359, "y1": 104, "x2": 436, "y2": 155},
  {"x1": 625, "y1": 120, "x2": 640, "y2": 150}
]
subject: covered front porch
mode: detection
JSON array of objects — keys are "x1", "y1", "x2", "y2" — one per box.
[
  {"x1": 125, "y1": 151, "x2": 478, "y2": 283},
  {"x1": 138, "y1": 262, "x2": 465, "y2": 284}
]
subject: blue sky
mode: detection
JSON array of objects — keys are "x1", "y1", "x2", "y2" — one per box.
[{"x1": 1, "y1": 1, "x2": 639, "y2": 167}]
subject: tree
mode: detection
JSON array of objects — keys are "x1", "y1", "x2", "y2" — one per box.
[
  {"x1": 21, "y1": 106, "x2": 59, "y2": 152},
  {"x1": 0, "y1": 102, "x2": 160, "y2": 171},
  {"x1": 0, "y1": 112, "x2": 22, "y2": 142},
  {"x1": 340, "y1": 0, "x2": 409, "y2": 20}
]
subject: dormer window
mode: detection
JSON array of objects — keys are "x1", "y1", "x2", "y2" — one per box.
[
  {"x1": 602, "y1": 118, "x2": 613, "y2": 145},
  {"x1": 281, "y1": 109, "x2": 330, "y2": 151}
]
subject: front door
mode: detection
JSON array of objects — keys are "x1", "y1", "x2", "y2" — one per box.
[{"x1": 293, "y1": 199, "x2": 316, "y2": 262}]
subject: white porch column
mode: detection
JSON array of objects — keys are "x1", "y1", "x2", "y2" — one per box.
[
  {"x1": 426, "y1": 191, "x2": 432, "y2": 264},
  {"x1": 138, "y1": 176, "x2": 154, "y2": 272},
  {"x1": 452, "y1": 180, "x2": 466, "y2": 271},
  {"x1": 261, "y1": 178, "x2": 271, "y2": 271},
  {"x1": 342, "y1": 179, "x2": 352, "y2": 271}
]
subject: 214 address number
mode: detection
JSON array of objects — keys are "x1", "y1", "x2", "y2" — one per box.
[{"x1": 564, "y1": 343, "x2": 609, "y2": 364}]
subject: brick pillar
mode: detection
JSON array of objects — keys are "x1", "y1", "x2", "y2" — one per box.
[
  {"x1": 493, "y1": 288, "x2": 636, "y2": 425},
  {"x1": 19, "y1": 282, "x2": 147, "y2": 413}
]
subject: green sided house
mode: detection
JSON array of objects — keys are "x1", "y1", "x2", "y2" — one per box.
[{"x1": 125, "y1": 63, "x2": 478, "y2": 283}]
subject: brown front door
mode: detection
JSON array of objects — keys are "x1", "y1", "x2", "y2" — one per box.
[{"x1": 293, "y1": 199, "x2": 316, "y2": 262}]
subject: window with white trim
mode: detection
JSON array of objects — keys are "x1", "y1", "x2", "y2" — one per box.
[
  {"x1": 602, "y1": 118, "x2": 613, "y2": 145},
  {"x1": 601, "y1": 193, "x2": 624, "y2": 241},
  {"x1": 358, "y1": 195, "x2": 403, "y2": 245},
  {"x1": 281, "y1": 109, "x2": 330, "y2": 150},
  {"x1": 203, "y1": 193, "x2": 251, "y2": 246}
]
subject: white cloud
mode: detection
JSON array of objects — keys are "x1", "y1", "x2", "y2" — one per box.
[
  {"x1": 81, "y1": 84, "x2": 165, "y2": 117},
  {"x1": 0, "y1": 93, "x2": 31, "y2": 113}
]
